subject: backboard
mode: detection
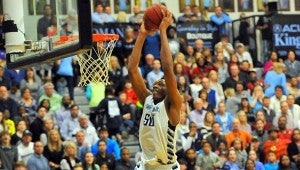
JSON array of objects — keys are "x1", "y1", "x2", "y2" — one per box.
[{"x1": 2, "y1": 0, "x2": 92, "y2": 69}]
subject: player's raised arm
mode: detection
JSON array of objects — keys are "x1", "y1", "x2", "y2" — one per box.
[
  {"x1": 128, "y1": 22, "x2": 152, "y2": 104},
  {"x1": 159, "y1": 10, "x2": 182, "y2": 126}
]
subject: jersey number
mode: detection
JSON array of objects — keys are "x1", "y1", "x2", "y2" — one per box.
[{"x1": 143, "y1": 114, "x2": 154, "y2": 126}]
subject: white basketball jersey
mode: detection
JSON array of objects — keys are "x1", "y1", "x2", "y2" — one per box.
[{"x1": 139, "y1": 95, "x2": 177, "y2": 166}]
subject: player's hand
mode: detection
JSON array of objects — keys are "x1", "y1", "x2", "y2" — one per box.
[
  {"x1": 140, "y1": 22, "x2": 155, "y2": 36},
  {"x1": 159, "y1": 9, "x2": 173, "y2": 31}
]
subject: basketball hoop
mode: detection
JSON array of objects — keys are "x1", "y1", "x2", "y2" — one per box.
[{"x1": 76, "y1": 34, "x2": 119, "y2": 86}]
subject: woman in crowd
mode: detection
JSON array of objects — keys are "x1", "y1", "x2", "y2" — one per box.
[
  {"x1": 263, "y1": 51, "x2": 278, "y2": 76},
  {"x1": 209, "y1": 70, "x2": 225, "y2": 106},
  {"x1": 287, "y1": 129, "x2": 300, "y2": 165},
  {"x1": 174, "y1": 63, "x2": 190, "y2": 85},
  {"x1": 248, "y1": 149, "x2": 264, "y2": 170},
  {"x1": 43, "y1": 129, "x2": 64, "y2": 170},
  {"x1": 244, "y1": 159, "x2": 255, "y2": 170},
  {"x1": 108, "y1": 56, "x2": 124, "y2": 94},
  {"x1": 39, "y1": 99, "x2": 57, "y2": 128},
  {"x1": 40, "y1": 119, "x2": 55, "y2": 146},
  {"x1": 18, "y1": 88, "x2": 37, "y2": 117},
  {"x1": 255, "y1": 110, "x2": 271, "y2": 130},
  {"x1": 199, "y1": 111, "x2": 214, "y2": 138},
  {"x1": 278, "y1": 154, "x2": 297, "y2": 170},
  {"x1": 174, "y1": 52, "x2": 190, "y2": 77},
  {"x1": 236, "y1": 110, "x2": 252, "y2": 133},
  {"x1": 82, "y1": 152, "x2": 100, "y2": 170},
  {"x1": 11, "y1": 120, "x2": 27, "y2": 145},
  {"x1": 213, "y1": 52, "x2": 229, "y2": 85},
  {"x1": 60, "y1": 141, "x2": 81, "y2": 170},
  {"x1": 227, "y1": 54, "x2": 240, "y2": 72},
  {"x1": 223, "y1": 148, "x2": 239, "y2": 170},
  {"x1": 198, "y1": 89, "x2": 214, "y2": 112},
  {"x1": 239, "y1": 97, "x2": 255, "y2": 124},
  {"x1": 20, "y1": 67, "x2": 42, "y2": 100},
  {"x1": 248, "y1": 85, "x2": 264, "y2": 114},
  {"x1": 177, "y1": 75, "x2": 191, "y2": 99}
]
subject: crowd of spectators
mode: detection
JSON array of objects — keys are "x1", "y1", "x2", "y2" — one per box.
[{"x1": 0, "y1": 1, "x2": 299, "y2": 170}]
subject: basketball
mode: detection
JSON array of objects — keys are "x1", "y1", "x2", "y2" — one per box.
[{"x1": 143, "y1": 4, "x2": 168, "y2": 30}]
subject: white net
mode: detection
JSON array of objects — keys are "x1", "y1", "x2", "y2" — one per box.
[{"x1": 75, "y1": 37, "x2": 118, "y2": 86}]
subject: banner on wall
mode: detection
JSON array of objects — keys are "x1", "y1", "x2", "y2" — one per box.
[
  {"x1": 272, "y1": 14, "x2": 300, "y2": 59},
  {"x1": 176, "y1": 21, "x2": 218, "y2": 49}
]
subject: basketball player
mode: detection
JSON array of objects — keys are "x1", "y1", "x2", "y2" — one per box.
[{"x1": 128, "y1": 10, "x2": 181, "y2": 170}]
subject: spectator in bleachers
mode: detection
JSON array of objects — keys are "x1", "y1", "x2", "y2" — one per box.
[
  {"x1": 256, "y1": 110, "x2": 272, "y2": 131},
  {"x1": 38, "y1": 83, "x2": 62, "y2": 112},
  {"x1": 82, "y1": 152, "x2": 100, "y2": 170},
  {"x1": 73, "y1": 114, "x2": 98, "y2": 147},
  {"x1": 225, "y1": 118, "x2": 252, "y2": 149},
  {"x1": 60, "y1": 141, "x2": 81, "y2": 170},
  {"x1": 0, "y1": 66, "x2": 10, "y2": 89},
  {"x1": 20, "y1": 68, "x2": 42, "y2": 100},
  {"x1": 223, "y1": 64, "x2": 247, "y2": 91},
  {"x1": 270, "y1": 85, "x2": 287, "y2": 115},
  {"x1": 206, "y1": 122, "x2": 227, "y2": 152},
  {"x1": 200, "y1": 111, "x2": 214, "y2": 138},
  {"x1": 236, "y1": 110, "x2": 252, "y2": 133},
  {"x1": 231, "y1": 138, "x2": 247, "y2": 169},
  {"x1": 108, "y1": 56, "x2": 124, "y2": 95},
  {"x1": 191, "y1": 56, "x2": 217, "y2": 79},
  {"x1": 11, "y1": 120, "x2": 27, "y2": 146},
  {"x1": 256, "y1": 4, "x2": 273, "y2": 63},
  {"x1": 74, "y1": 130, "x2": 89, "y2": 162},
  {"x1": 120, "y1": 27, "x2": 136, "y2": 66},
  {"x1": 248, "y1": 150, "x2": 264, "y2": 170},
  {"x1": 118, "y1": 92, "x2": 135, "y2": 135},
  {"x1": 288, "y1": 77, "x2": 300, "y2": 98},
  {"x1": 43, "y1": 129, "x2": 64, "y2": 170},
  {"x1": 224, "y1": 89, "x2": 239, "y2": 117},
  {"x1": 264, "y1": 126, "x2": 287, "y2": 162},
  {"x1": 115, "y1": 147, "x2": 136, "y2": 170},
  {"x1": 37, "y1": 4, "x2": 56, "y2": 40},
  {"x1": 40, "y1": 119, "x2": 54, "y2": 146},
  {"x1": 95, "y1": 139, "x2": 116, "y2": 169},
  {"x1": 142, "y1": 31, "x2": 161, "y2": 60},
  {"x1": 252, "y1": 119, "x2": 269, "y2": 150},
  {"x1": 284, "y1": 50, "x2": 300, "y2": 80},
  {"x1": 91, "y1": 127, "x2": 121, "y2": 160},
  {"x1": 60, "y1": 105, "x2": 81, "y2": 141},
  {"x1": 215, "y1": 102, "x2": 233, "y2": 133},
  {"x1": 287, "y1": 129, "x2": 300, "y2": 165},
  {"x1": 210, "y1": 6, "x2": 232, "y2": 45},
  {"x1": 2, "y1": 110, "x2": 15, "y2": 135},
  {"x1": 201, "y1": 77, "x2": 217, "y2": 109},
  {"x1": 18, "y1": 88, "x2": 37, "y2": 118},
  {"x1": 178, "y1": 5, "x2": 194, "y2": 23},
  {"x1": 209, "y1": 70, "x2": 225, "y2": 105},
  {"x1": 260, "y1": 96, "x2": 275, "y2": 124},
  {"x1": 14, "y1": 161, "x2": 28, "y2": 170},
  {"x1": 174, "y1": 52, "x2": 190, "y2": 77},
  {"x1": 195, "y1": 142, "x2": 222, "y2": 169},
  {"x1": 235, "y1": 43, "x2": 253, "y2": 69},
  {"x1": 273, "y1": 102, "x2": 296, "y2": 129},
  {"x1": 128, "y1": 5, "x2": 143, "y2": 24},
  {"x1": 184, "y1": 148, "x2": 197, "y2": 170},
  {"x1": 239, "y1": 60, "x2": 251, "y2": 82},
  {"x1": 286, "y1": 94, "x2": 300, "y2": 128},
  {"x1": 167, "y1": 26, "x2": 180, "y2": 57},
  {"x1": 177, "y1": 75, "x2": 191, "y2": 99},
  {"x1": 55, "y1": 95, "x2": 71, "y2": 128},
  {"x1": 0, "y1": 86, "x2": 18, "y2": 119},
  {"x1": 223, "y1": 148, "x2": 239, "y2": 169},
  {"x1": 104, "y1": 6, "x2": 116, "y2": 23},
  {"x1": 214, "y1": 52, "x2": 229, "y2": 84},
  {"x1": 214, "y1": 35, "x2": 234, "y2": 62},
  {"x1": 237, "y1": 13, "x2": 250, "y2": 49},
  {"x1": 248, "y1": 85, "x2": 264, "y2": 114},
  {"x1": 198, "y1": 89, "x2": 213, "y2": 112},
  {"x1": 189, "y1": 75, "x2": 202, "y2": 100},
  {"x1": 277, "y1": 116, "x2": 293, "y2": 144},
  {"x1": 194, "y1": 39, "x2": 204, "y2": 54},
  {"x1": 185, "y1": 45, "x2": 195, "y2": 67},
  {"x1": 191, "y1": 5, "x2": 205, "y2": 21},
  {"x1": 263, "y1": 51, "x2": 278, "y2": 76},
  {"x1": 181, "y1": 122, "x2": 203, "y2": 152},
  {"x1": 176, "y1": 112, "x2": 189, "y2": 159},
  {"x1": 0, "y1": 131, "x2": 18, "y2": 170},
  {"x1": 239, "y1": 97, "x2": 255, "y2": 124},
  {"x1": 17, "y1": 130, "x2": 34, "y2": 165},
  {"x1": 279, "y1": 154, "x2": 297, "y2": 170},
  {"x1": 92, "y1": 3, "x2": 110, "y2": 24},
  {"x1": 27, "y1": 141, "x2": 50, "y2": 170},
  {"x1": 175, "y1": 63, "x2": 190, "y2": 87},
  {"x1": 146, "y1": 59, "x2": 163, "y2": 90},
  {"x1": 29, "y1": 106, "x2": 46, "y2": 142},
  {"x1": 54, "y1": 57, "x2": 75, "y2": 101},
  {"x1": 265, "y1": 62, "x2": 288, "y2": 98},
  {"x1": 140, "y1": 54, "x2": 154, "y2": 78},
  {"x1": 38, "y1": 99, "x2": 57, "y2": 128}
]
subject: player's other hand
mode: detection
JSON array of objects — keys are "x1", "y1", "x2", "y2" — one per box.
[
  {"x1": 140, "y1": 22, "x2": 155, "y2": 36},
  {"x1": 159, "y1": 9, "x2": 173, "y2": 31}
]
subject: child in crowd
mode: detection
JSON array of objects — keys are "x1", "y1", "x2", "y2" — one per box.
[
  {"x1": 231, "y1": 138, "x2": 247, "y2": 169},
  {"x1": 264, "y1": 152, "x2": 279, "y2": 170}
]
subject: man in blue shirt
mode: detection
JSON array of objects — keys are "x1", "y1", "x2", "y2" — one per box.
[
  {"x1": 27, "y1": 141, "x2": 50, "y2": 170},
  {"x1": 91, "y1": 127, "x2": 121, "y2": 160}
]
